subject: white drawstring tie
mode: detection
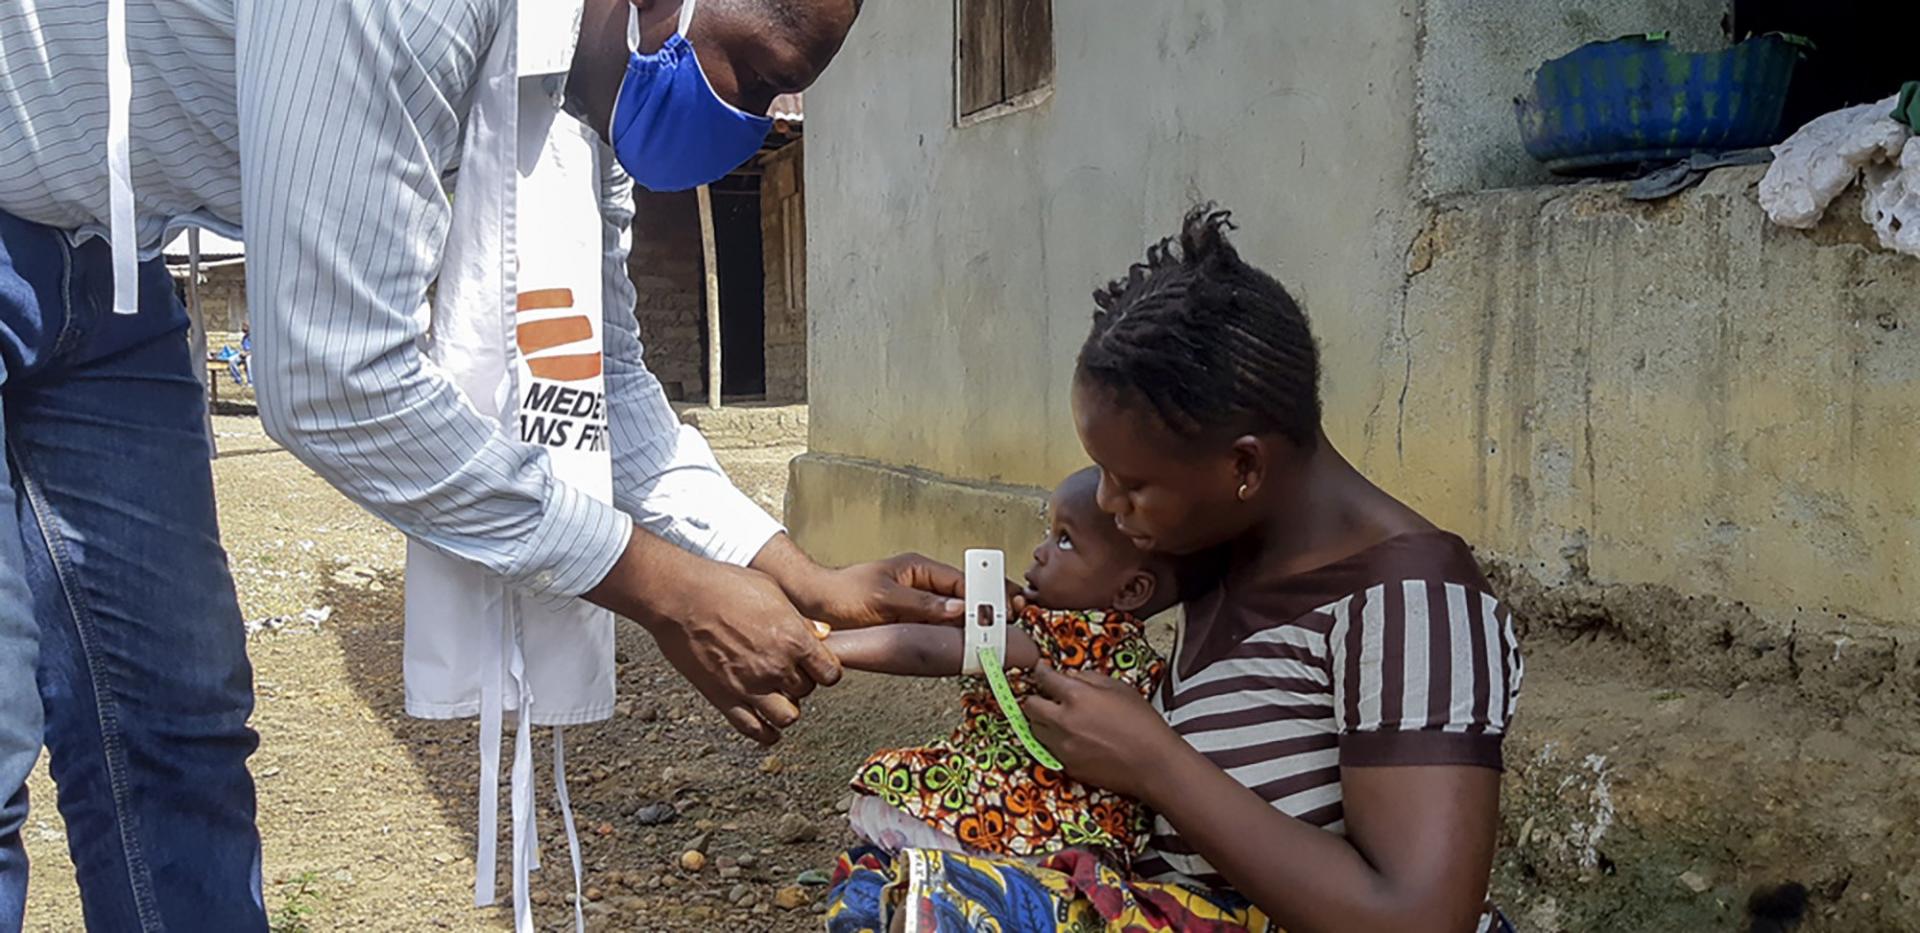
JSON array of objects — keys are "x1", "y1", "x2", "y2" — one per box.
[{"x1": 106, "y1": 0, "x2": 139, "y2": 315}]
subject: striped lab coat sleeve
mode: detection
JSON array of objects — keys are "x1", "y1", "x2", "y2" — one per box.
[
  {"x1": 595, "y1": 152, "x2": 782, "y2": 567},
  {"x1": 236, "y1": 0, "x2": 631, "y2": 604}
]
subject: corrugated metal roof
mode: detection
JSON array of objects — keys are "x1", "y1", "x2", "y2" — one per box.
[
  {"x1": 162, "y1": 228, "x2": 244, "y2": 262},
  {"x1": 769, "y1": 92, "x2": 803, "y2": 123}
]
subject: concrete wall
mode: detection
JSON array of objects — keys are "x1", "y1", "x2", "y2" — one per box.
[
  {"x1": 630, "y1": 171, "x2": 809, "y2": 404},
  {"x1": 1417, "y1": 0, "x2": 1729, "y2": 195},
  {"x1": 794, "y1": 0, "x2": 1426, "y2": 566}
]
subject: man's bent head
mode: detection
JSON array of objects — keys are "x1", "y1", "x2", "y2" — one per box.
[{"x1": 571, "y1": 0, "x2": 862, "y2": 141}]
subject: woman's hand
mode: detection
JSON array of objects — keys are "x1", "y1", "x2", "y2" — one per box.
[{"x1": 1021, "y1": 665, "x2": 1183, "y2": 800}]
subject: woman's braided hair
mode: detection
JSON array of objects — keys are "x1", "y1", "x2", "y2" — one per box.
[{"x1": 1076, "y1": 206, "x2": 1321, "y2": 448}]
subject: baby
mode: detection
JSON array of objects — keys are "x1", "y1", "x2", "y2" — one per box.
[{"x1": 825, "y1": 468, "x2": 1178, "y2": 861}]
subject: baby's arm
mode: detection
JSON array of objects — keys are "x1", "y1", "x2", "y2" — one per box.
[{"x1": 826, "y1": 625, "x2": 1042, "y2": 677}]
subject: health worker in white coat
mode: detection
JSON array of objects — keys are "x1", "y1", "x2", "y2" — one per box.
[{"x1": 0, "y1": 0, "x2": 956, "y2": 929}]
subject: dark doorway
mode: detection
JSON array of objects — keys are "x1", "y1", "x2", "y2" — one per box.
[
  {"x1": 710, "y1": 179, "x2": 766, "y2": 398},
  {"x1": 1730, "y1": 1, "x2": 1920, "y2": 135}
]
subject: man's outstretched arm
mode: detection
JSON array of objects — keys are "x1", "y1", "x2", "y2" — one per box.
[{"x1": 238, "y1": 0, "x2": 629, "y2": 604}]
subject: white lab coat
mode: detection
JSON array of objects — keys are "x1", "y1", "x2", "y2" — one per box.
[{"x1": 401, "y1": 3, "x2": 608, "y2": 930}]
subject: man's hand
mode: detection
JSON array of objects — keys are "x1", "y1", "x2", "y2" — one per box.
[
  {"x1": 584, "y1": 529, "x2": 840, "y2": 745},
  {"x1": 793, "y1": 553, "x2": 969, "y2": 628},
  {"x1": 644, "y1": 563, "x2": 841, "y2": 745},
  {"x1": 752, "y1": 534, "x2": 1026, "y2": 630}
]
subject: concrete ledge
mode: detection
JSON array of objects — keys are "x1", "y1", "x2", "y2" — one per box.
[
  {"x1": 674, "y1": 403, "x2": 808, "y2": 450},
  {"x1": 1375, "y1": 165, "x2": 1920, "y2": 633},
  {"x1": 786, "y1": 452, "x2": 1049, "y2": 569},
  {"x1": 1481, "y1": 551, "x2": 1920, "y2": 928}
]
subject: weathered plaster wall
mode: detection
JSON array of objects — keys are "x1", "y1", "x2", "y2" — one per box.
[
  {"x1": 1371, "y1": 167, "x2": 1918, "y2": 627},
  {"x1": 793, "y1": 0, "x2": 1916, "y2": 635}
]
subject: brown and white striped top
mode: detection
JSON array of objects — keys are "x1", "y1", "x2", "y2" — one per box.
[{"x1": 1137, "y1": 531, "x2": 1522, "y2": 918}]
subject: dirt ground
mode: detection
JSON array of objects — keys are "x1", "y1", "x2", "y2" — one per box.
[{"x1": 1489, "y1": 637, "x2": 1920, "y2": 932}]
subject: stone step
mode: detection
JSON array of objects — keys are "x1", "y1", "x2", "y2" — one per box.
[{"x1": 675, "y1": 402, "x2": 808, "y2": 450}]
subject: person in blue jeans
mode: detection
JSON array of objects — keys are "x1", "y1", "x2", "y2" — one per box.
[
  {"x1": 0, "y1": 216, "x2": 263, "y2": 928},
  {"x1": 1, "y1": 1, "x2": 970, "y2": 929}
]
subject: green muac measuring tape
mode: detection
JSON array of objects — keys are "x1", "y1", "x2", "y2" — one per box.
[{"x1": 977, "y1": 646, "x2": 1063, "y2": 771}]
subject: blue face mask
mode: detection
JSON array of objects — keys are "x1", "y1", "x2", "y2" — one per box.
[{"x1": 610, "y1": 0, "x2": 773, "y2": 192}]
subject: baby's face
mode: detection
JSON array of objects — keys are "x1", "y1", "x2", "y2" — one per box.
[{"x1": 1022, "y1": 478, "x2": 1147, "y2": 611}]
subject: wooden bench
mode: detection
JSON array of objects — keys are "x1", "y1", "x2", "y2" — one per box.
[{"x1": 205, "y1": 351, "x2": 249, "y2": 405}]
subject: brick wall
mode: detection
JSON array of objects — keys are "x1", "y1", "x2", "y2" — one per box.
[
  {"x1": 625, "y1": 171, "x2": 810, "y2": 404},
  {"x1": 170, "y1": 263, "x2": 248, "y2": 333},
  {"x1": 628, "y1": 188, "x2": 708, "y2": 401},
  {"x1": 761, "y1": 144, "x2": 808, "y2": 403}
]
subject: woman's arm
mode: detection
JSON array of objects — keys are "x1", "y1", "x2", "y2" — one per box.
[
  {"x1": 1146, "y1": 743, "x2": 1498, "y2": 933},
  {"x1": 826, "y1": 625, "x2": 1042, "y2": 677},
  {"x1": 1023, "y1": 668, "x2": 1499, "y2": 933}
]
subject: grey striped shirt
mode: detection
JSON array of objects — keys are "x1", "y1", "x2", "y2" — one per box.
[
  {"x1": 1142, "y1": 532, "x2": 1520, "y2": 930},
  {"x1": 0, "y1": 0, "x2": 780, "y2": 602}
]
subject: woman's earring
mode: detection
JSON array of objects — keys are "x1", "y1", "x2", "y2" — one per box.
[{"x1": 1236, "y1": 482, "x2": 1251, "y2": 502}]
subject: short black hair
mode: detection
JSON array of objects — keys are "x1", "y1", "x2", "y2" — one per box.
[
  {"x1": 746, "y1": 0, "x2": 859, "y2": 29},
  {"x1": 1075, "y1": 206, "x2": 1321, "y2": 448},
  {"x1": 743, "y1": 0, "x2": 799, "y2": 28}
]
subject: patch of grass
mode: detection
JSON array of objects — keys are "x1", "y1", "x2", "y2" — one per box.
[{"x1": 269, "y1": 871, "x2": 322, "y2": 933}]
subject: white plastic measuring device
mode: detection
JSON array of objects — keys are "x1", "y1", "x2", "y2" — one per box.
[
  {"x1": 961, "y1": 549, "x2": 1007, "y2": 675},
  {"x1": 962, "y1": 549, "x2": 1064, "y2": 771}
]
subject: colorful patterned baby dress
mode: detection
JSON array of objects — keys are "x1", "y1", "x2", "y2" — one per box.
[{"x1": 848, "y1": 607, "x2": 1167, "y2": 859}]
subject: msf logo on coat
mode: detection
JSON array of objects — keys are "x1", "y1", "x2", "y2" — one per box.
[{"x1": 514, "y1": 287, "x2": 609, "y2": 453}]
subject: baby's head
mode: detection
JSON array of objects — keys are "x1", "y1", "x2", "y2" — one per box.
[{"x1": 1022, "y1": 467, "x2": 1179, "y2": 617}]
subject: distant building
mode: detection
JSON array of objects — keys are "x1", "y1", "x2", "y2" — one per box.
[
  {"x1": 164, "y1": 229, "x2": 247, "y2": 334},
  {"x1": 630, "y1": 93, "x2": 809, "y2": 404},
  {"x1": 161, "y1": 93, "x2": 811, "y2": 403}
]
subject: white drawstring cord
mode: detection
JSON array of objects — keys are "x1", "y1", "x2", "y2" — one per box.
[
  {"x1": 553, "y1": 727, "x2": 586, "y2": 933},
  {"x1": 106, "y1": 0, "x2": 139, "y2": 315}
]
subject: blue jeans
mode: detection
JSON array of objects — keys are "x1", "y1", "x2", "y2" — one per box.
[{"x1": 0, "y1": 211, "x2": 265, "y2": 931}]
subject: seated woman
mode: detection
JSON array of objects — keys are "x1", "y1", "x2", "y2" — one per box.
[{"x1": 823, "y1": 207, "x2": 1523, "y2": 933}]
